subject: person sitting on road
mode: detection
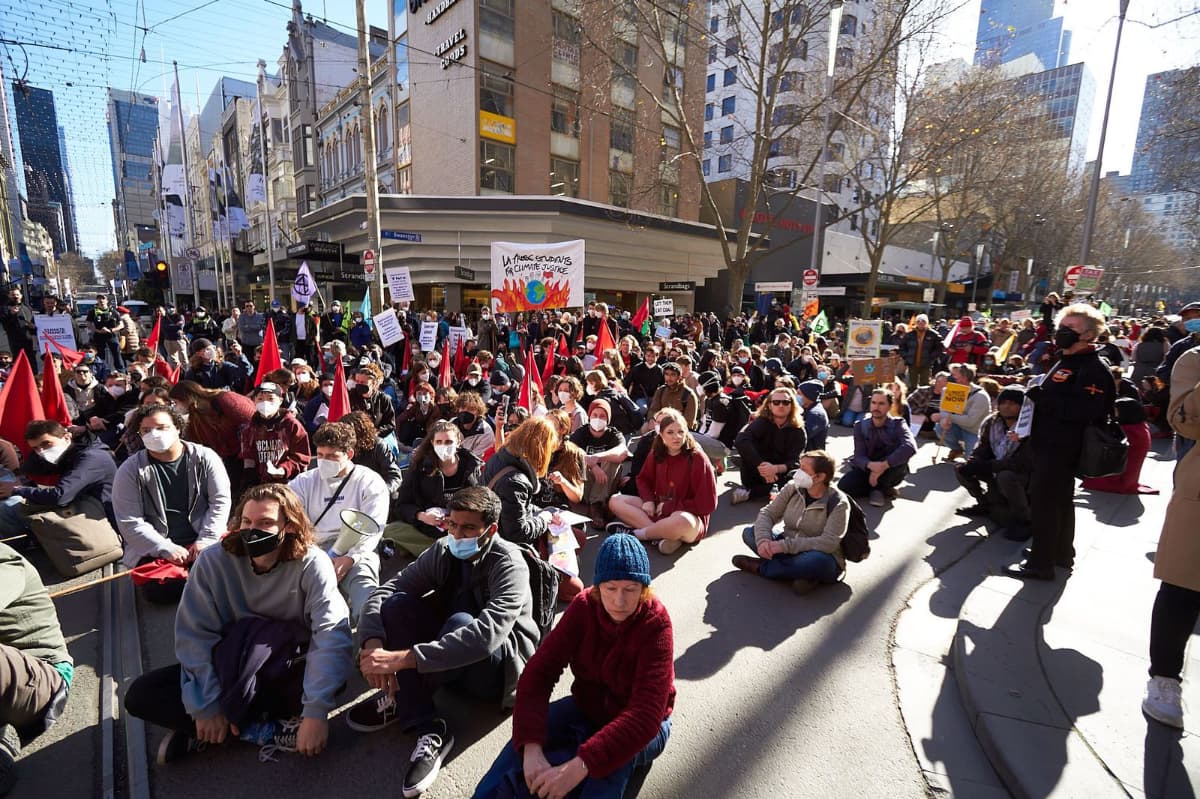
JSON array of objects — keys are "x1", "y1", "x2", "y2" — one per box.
[
  {"x1": 569, "y1": 399, "x2": 629, "y2": 527},
  {"x1": 607, "y1": 408, "x2": 717, "y2": 557},
  {"x1": 534, "y1": 410, "x2": 586, "y2": 513},
  {"x1": 238, "y1": 382, "x2": 311, "y2": 486},
  {"x1": 731, "y1": 386, "x2": 808, "y2": 505},
  {"x1": 645, "y1": 362, "x2": 699, "y2": 433},
  {"x1": 112, "y1": 405, "x2": 231, "y2": 604},
  {"x1": 288, "y1": 422, "x2": 389, "y2": 621},
  {"x1": 732, "y1": 450, "x2": 849, "y2": 594},
  {"x1": 0, "y1": 543, "x2": 74, "y2": 797},
  {"x1": 933, "y1": 364, "x2": 991, "y2": 462},
  {"x1": 182, "y1": 338, "x2": 245, "y2": 391},
  {"x1": 954, "y1": 385, "x2": 1033, "y2": 540},
  {"x1": 454, "y1": 390, "x2": 496, "y2": 460},
  {"x1": 483, "y1": 416, "x2": 560, "y2": 547},
  {"x1": 349, "y1": 363, "x2": 396, "y2": 443},
  {"x1": 349, "y1": 486, "x2": 540, "y2": 799},
  {"x1": 0, "y1": 421, "x2": 117, "y2": 533},
  {"x1": 472, "y1": 533, "x2": 675, "y2": 799},
  {"x1": 170, "y1": 380, "x2": 256, "y2": 493},
  {"x1": 78, "y1": 371, "x2": 138, "y2": 450},
  {"x1": 456, "y1": 363, "x2": 493, "y2": 406},
  {"x1": 342, "y1": 411, "x2": 403, "y2": 506},
  {"x1": 123, "y1": 483, "x2": 353, "y2": 766},
  {"x1": 797, "y1": 380, "x2": 829, "y2": 451},
  {"x1": 395, "y1": 381, "x2": 439, "y2": 449},
  {"x1": 692, "y1": 370, "x2": 736, "y2": 466},
  {"x1": 553, "y1": 376, "x2": 588, "y2": 433},
  {"x1": 385, "y1": 420, "x2": 482, "y2": 559},
  {"x1": 838, "y1": 389, "x2": 917, "y2": 508}
]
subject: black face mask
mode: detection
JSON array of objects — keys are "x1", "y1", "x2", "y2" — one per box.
[
  {"x1": 240, "y1": 528, "x2": 282, "y2": 559},
  {"x1": 351, "y1": 383, "x2": 370, "y2": 397},
  {"x1": 458, "y1": 412, "x2": 476, "y2": 427},
  {"x1": 437, "y1": 402, "x2": 452, "y2": 416},
  {"x1": 1054, "y1": 327, "x2": 1081, "y2": 349}
]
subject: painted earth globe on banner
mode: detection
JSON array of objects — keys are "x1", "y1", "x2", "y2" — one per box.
[{"x1": 526, "y1": 280, "x2": 546, "y2": 305}]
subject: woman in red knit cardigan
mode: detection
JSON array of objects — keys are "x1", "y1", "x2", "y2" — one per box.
[
  {"x1": 606, "y1": 407, "x2": 718, "y2": 556},
  {"x1": 472, "y1": 533, "x2": 675, "y2": 799}
]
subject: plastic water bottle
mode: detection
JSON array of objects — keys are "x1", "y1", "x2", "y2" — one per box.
[{"x1": 238, "y1": 719, "x2": 276, "y2": 746}]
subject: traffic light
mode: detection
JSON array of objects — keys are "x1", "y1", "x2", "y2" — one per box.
[{"x1": 152, "y1": 259, "x2": 169, "y2": 288}]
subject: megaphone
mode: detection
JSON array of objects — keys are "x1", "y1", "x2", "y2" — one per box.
[{"x1": 331, "y1": 509, "x2": 381, "y2": 556}]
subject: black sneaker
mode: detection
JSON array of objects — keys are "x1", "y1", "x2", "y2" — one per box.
[
  {"x1": 402, "y1": 718, "x2": 454, "y2": 798},
  {"x1": 257, "y1": 717, "x2": 301, "y2": 762},
  {"x1": 156, "y1": 730, "x2": 205, "y2": 765},
  {"x1": 346, "y1": 692, "x2": 401, "y2": 733},
  {"x1": 0, "y1": 724, "x2": 17, "y2": 796},
  {"x1": 957, "y1": 503, "x2": 989, "y2": 517},
  {"x1": 605, "y1": 521, "x2": 633, "y2": 536}
]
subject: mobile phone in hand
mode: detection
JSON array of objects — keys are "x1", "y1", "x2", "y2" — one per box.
[{"x1": 498, "y1": 394, "x2": 511, "y2": 419}]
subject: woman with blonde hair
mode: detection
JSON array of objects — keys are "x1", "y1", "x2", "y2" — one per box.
[
  {"x1": 482, "y1": 415, "x2": 560, "y2": 546},
  {"x1": 731, "y1": 386, "x2": 808, "y2": 505},
  {"x1": 608, "y1": 407, "x2": 717, "y2": 555}
]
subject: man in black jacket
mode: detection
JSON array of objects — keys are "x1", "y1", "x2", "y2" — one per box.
[
  {"x1": 955, "y1": 386, "x2": 1032, "y2": 540},
  {"x1": 900, "y1": 314, "x2": 944, "y2": 388},
  {"x1": 625, "y1": 346, "x2": 664, "y2": 410}
]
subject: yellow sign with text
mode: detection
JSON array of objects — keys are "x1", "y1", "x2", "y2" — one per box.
[
  {"x1": 480, "y1": 111, "x2": 516, "y2": 144},
  {"x1": 940, "y1": 383, "x2": 970, "y2": 415}
]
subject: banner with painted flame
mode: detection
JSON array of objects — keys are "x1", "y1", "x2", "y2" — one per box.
[{"x1": 490, "y1": 239, "x2": 585, "y2": 312}]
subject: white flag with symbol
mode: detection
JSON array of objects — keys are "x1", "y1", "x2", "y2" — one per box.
[{"x1": 292, "y1": 261, "x2": 318, "y2": 305}]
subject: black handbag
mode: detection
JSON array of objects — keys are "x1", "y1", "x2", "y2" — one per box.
[{"x1": 1075, "y1": 418, "x2": 1129, "y2": 479}]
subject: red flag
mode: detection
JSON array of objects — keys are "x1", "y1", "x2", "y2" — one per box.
[
  {"x1": 154, "y1": 356, "x2": 180, "y2": 385},
  {"x1": 43, "y1": 337, "x2": 85, "y2": 369},
  {"x1": 528, "y1": 346, "x2": 544, "y2": 394},
  {"x1": 40, "y1": 351, "x2": 72, "y2": 426},
  {"x1": 144, "y1": 315, "x2": 161, "y2": 352},
  {"x1": 0, "y1": 351, "x2": 45, "y2": 456},
  {"x1": 574, "y1": 321, "x2": 583, "y2": 344},
  {"x1": 541, "y1": 343, "x2": 555, "y2": 386},
  {"x1": 437, "y1": 339, "x2": 453, "y2": 389},
  {"x1": 453, "y1": 336, "x2": 469, "y2": 380},
  {"x1": 556, "y1": 333, "x2": 569, "y2": 357},
  {"x1": 595, "y1": 315, "x2": 617, "y2": 355},
  {"x1": 517, "y1": 355, "x2": 533, "y2": 412},
  {"x1": 327, "y1": 357, "x2": 352, "y2": 423},
  {"x1": 253, "y1": 318, "x2": 283, "y2": 386},
  {"x1": 631, "y1": 296, "x2": 650, "y2": 332},
  {"x1": 401, "y1": 338, "x2": 411, "y2": 375}
]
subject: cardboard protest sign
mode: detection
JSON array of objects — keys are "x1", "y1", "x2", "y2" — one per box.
[
  {"x1": 846, "y1": 320, "x2": 882, "y2": 358},
  {"x1": 849, "y1": 356, "x2": 898, "y2": 385}
]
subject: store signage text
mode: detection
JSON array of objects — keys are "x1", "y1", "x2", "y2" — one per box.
[
  {"x1": 435, "y1": 28, "x2": 468, "y2": 69},
  {"x1": 418, "y1": 0, "x2": 460, "y2": 24}
]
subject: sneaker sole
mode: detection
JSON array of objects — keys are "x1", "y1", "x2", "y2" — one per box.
[
  {"x1": 346, "y1": 712, "x2": 401, "y2": 734},
  {"x1": 402, "y1": 735, "x2": 455, "y2": 797},
  {"x1": 156, "y1": 734, "x2": 173, "y2": 766}
]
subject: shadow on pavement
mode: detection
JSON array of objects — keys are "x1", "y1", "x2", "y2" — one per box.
[
  {"x1": 1075, "y1": 492, "x2": 1145, "y2": 528},
  {"x1": 1144, "y1": 724, "x2": 1196, "y2": 799}
]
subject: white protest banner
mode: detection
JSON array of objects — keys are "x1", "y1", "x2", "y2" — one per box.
[
  {"x1": 447, "y1": 325, "x2": 470, "y2": 354},
  {"x1": 373, "y1": 308, "x2": 405, "y2": 347},
  {"x1": 291, "y1": 261, "x2": 318, "y2": 305},
  {"x1": 653, "y1": 298, "x2": 674, "y2": 317},
  {"x1": 385, "y1": 266, "x2": 415, "y2": 303},
  {"x1": 418, "y1": 321, "x2": 438, "y2": 352},
  {"x1": 845, "y1": 319, "x2": 882, "y2": 358},
  {"x1": 1010, "y1": 309, "x2": 1032, "y2": 323},
  {"x1": 490, "y1": 239, "x2": 585, "y2": 312},
  {"x1": 36, "y1": 314, "x2": 77, "y2": 351}
]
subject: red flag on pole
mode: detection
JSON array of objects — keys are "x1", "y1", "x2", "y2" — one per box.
[
  {"x1": 453, "y1": 335, "x2": 469, "y2": 380},
  {"x1": 438, "y1": 339, "x2": 453, "y2": 389},
  {"x1": 0, "y1": 351, "x2": 45, "y2": 456},
  {"x1": 541, "y1": 343, "x2": 555, "y2": 386},
  {"x1": 253, "y1": 318, "x2": 283, "y2": 387},
  {"x1": 153, "y1": 356, "x2": 180, "y2": 385},
  {"x1": 517, "y1": 355, "x2": 533, "y2": 412},
  {"x1": 144, "y1": 315, "x2": 161, "y2": 352},
  {"x1": 528, "y1": 346, "x2": 544, "y2": 394},
  {"x1": 327, "y1": 357, "x2": 352, "y2": 423},
  {"x1": 401, "y1": 337, "x2": 411, "y2": 376},
  {"x1": 630, "y1": 296, "x2": 650, "y2": 333},
  {"x1": 595, "y1": 315, "x2": 617, "y2": 355},
  {"x1": 43, "y1": 337, "x2": 85, "y2": 369},
  {"x1": 40, "y1": 350, "x2": 72, "y2": 426},
  {"x1": 556, "y1": 333, "x2": 569, "y2": 357}
]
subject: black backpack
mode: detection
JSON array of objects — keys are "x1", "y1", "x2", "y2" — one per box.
[
  {"x1": 825, "y1": 489, "x2": 871, "y2": 563},
  {"x1": 517, "y1": 543, "x2": 560, "y2": 640}
]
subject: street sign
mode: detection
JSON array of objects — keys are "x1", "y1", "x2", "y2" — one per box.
[
  {"x1": 185, "y1": 247, "x2": 201, "y2": 259},
  {"x1": 808, "y1": 286, "x2": 846, "y2": 296},
  {"x1": 802, "y1": 269, "x2": 819, "y2": 289},
  {"x1": 381, "y1": 230, "x2": 422, "y2": 242},
  {"x1": 755, "y1": 281, "x2": 793, "y2": 292},
  {"x1": 659, "y1": 281, "x2": 695, "y2": 291},
  {"x1": 454, "y1": 265, "x2": 476, "y2": 281},
  {"x1": 922, "y1": 288, "x2": 935, "y2": 302},
  {"x1": 1063, "y1": 264, "x2": 1104, "y2": 292},
  {"x1": 362, "y1": 249, "x2": 377, "y2": 275}
]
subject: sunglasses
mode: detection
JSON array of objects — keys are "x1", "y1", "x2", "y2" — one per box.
[{"x1": 770, "y1": 399, "x2": 793, "y2": 406}]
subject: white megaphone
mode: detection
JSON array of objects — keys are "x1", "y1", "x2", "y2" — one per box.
[{"x1": 331, "y1": 509, "x2": 381, "y2": 556}]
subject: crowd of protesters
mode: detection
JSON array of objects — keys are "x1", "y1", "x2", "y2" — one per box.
[{"x1": 0, "y1": 285, "x2": 1197, "y2": 797}]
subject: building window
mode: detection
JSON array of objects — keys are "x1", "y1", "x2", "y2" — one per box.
[
  {"x1": 612, "y1": 43, "x2": 638, "y2": 96},
  {"x1": 397, "y1": 165, "x2": 412, "y2": 194},
  {"x1": 552, "y1": 10, "x2": 581, "y2": 64},
  {"x1": 825, "y1": 142, "x2": 845, "y2": 161},
  {"x1": 480, "y1": 0, "x2": 514, "y2": 39},
  {"x1": 718, "y1": 154, "x2": 732, "y2": 172},
  {"x1": 724, "y1": 36, "x2": 740, "y2": 57},
  {"x1": 550, "y1": 157, "x2": 580, "y2": 197},
  {"x1": 723, "y1": 66, "x2": 737, "y2": 86},
  {"x1": 726, "y1": 7, "x2": 739, "y2": 26},
  {"x1": 705, "y1": 103, "x2": 714, "y2": 121},
  {"x1": 720, "y1": 125, "x2": 734, "y2": 144},
  {"x1": 721, "y1": 96, "x2": 736, "y2": 115},
  {"x1": 840, "y1": 14, "x2": 857, "y2": 36},
  {"x1": 771, "y1": 105, "x2": 800, "y2": 127},
  {"x1": 708, "y1": 45, "x2": 718, "y2": 64},
  {"x1": 396, "y1": 102, "x2": 410, "y2": 130},
  {"x1": 702, "y1": 159, "x2": 711, "y2": 176},
  {"x1": 836, "y1": 46, "x2": 853, "y2": 68},
  {"x1": 780, "y1": 72, "x2": 803, "y2": 93},
  {"x1": 301, "y1": 123, "x2": 313, "y2": 168},
  {"x1": 709, "y1": 15, "x2": 719, "y2": 33},
  {"x1": 703, "y1": 130, "x2": 712, "y2": 148},
  {"x1": 610, "y1": 108, "x2": 634, "y2": 153},
  {"x1": 706, "y1": 73, "x2": 716, "y2": 92},
  {"x1": 551, "y1": 86, "x2": 580, "y2": 137},
  {"x1": 663, "y1": 66, "x2": 683, "y2": 102},
  {"x1": 660, "y1": 185, "x2": 679, "y2": 217},
  {"x1": 660, "y1": 126, "x2": 681, "y2": 168},
  {"x1": 480, "y1": 140, "x2": 514, "y2": 193},
  {"x1": 823, "y1": 173, "x2": 842, "y2": 193},
  {"x1": 768, "y1": 137, "x2": 799, "y2": 157},
  {"x1": 609, "y1": 170, "x2": 631, "y2": 207},
  {"x1": 376, "y1": 104, "x2": 389, "y2": 153},
  {"x1": 480, "y1": 63, "x2": 514, "y2": 117}
]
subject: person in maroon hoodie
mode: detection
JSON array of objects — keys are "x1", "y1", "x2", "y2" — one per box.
[
  {"x1": 237, "y1": 382, "x2": 311, "y2": 485},
  {"x1": 472, "y1": 533, "x2": 674, "y2": 799},
  {"x1": 606, "y1": 407, "x2": 718, "y2": 556}
]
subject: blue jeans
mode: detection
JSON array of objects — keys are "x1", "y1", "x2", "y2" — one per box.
[
  {"x1": 741, "y1": 527, "x2": 841, "y2": 583},
  {"x1": 472, "y1": 696, "x2": 671, "y2": 799},
  {"x1": 841, "y1": 409, "x2": 864, "y2": 427},
  {"x1": 941, "y1": 424, "x2": 979, "y2": 456},
  {"x1": 1029, "y1": 341, "x2": 1051, "y2": 374}
]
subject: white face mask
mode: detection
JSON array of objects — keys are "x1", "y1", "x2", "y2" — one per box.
[
  {"x1": 142, "y1": 429, "x2": 178, "y2": 453},
  {"x1": 317, "y1": 457, "x2": 345, "y2": 480},
  {"x1": 589, "y1": 417, "x2": 608, "y2": 432},
  {"x1": 256, "y1": 399, "x2": 281, "y2": 417},
  {"x1": 585, "y1": 342, "x2": 595, "y2": 352},
  {"x1": 558, "y1": 391, "x2": 572, "y2": 405},
  {"x1": 107, "y1": 385, "x2": 127, "y2": 397},
  {"x1": 295, "y1": 372, "x2": 311, "y2": 384},
  {"x1": 467, "y1": 377, "x2": 479, "y2": 386},
  {"x1": 321, "y1": 385, "x2": 333, "y2": 398},
  {"x1": 731, "y1": 376, "x2": 745, "y2": 386},
  {"x1": 433, "y1": 443, "x2": 456, "y2": 461},
  {"x1": 40, "y1": 440, "x2": 70, "y2": 465},
  {"x1": 416, "y1": 394, "x2": 431, "y2": 405},
  {"x1": 792, "y1": 470, "x2": 815, "y2": 490},
  {"x1": 428, "y1": 358, "x2": 441, "y2": 368}
]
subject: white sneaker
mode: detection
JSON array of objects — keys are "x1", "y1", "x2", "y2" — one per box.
[
  {"x1": 1143, "y1": 676, "x2": 1184, "y2": 729},
  {"x1": 730, "y1": 488, "x2": 751, "y2": 505},
  {"x1": 657, "y1": 539, "x2": 683, "y2": 556}
]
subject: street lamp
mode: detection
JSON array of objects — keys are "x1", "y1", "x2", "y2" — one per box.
[
  {"x1": 809, "y1": 0, "x2": 844, "y2": 277},
  {"x1": 1079, "y1": 0, "x2": 1131, "y2": 265}
]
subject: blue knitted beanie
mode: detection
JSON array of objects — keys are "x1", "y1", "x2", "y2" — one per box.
[{"x1": 593, "y1": 533, "x2": 652, "y2": 586}]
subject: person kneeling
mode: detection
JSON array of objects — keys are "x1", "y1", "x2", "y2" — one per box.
[
  {"x1": 473, "y1": 533, "x2": 674, "y2": 799},
  {"x1": 122, "y1": 484, "x2": 353, "y2": 765},
  {"x1": 954, "y1": 386, "x2": 1033, "y2": 540},
  {"x1": 347, "y1": 486, "x2": 540, "y2": 799},
  {"x1": 837, "y1": 389, "x2": 916, "y2": 508},
  {"x1": 733, "y1": 451, "x2": 848, "y2": 594}
]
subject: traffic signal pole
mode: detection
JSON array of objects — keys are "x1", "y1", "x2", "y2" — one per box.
[{"x1": 356, "y1": 0, "x2": 385, "y2": 312}]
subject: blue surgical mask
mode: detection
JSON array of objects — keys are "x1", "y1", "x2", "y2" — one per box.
[
  {"x1": 444, "y1": 533, "x2": 483, "y2": 560},
  {"x1": 1185, "y1": 319, "x2": 1200, "y2": 334}
]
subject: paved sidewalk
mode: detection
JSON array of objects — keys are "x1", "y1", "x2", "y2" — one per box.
[{"x1": 895, "y1": 444, "x2": 1200, "y2": 798}]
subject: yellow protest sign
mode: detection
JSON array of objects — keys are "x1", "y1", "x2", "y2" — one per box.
[{"x1": 940, "y1": 383, "x2": 970, "y2": 415}]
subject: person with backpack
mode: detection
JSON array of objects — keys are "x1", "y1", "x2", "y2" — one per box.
[
  {"x1": 348, "y1": 486, "x2": 540, "y2": 799},
  {"x1": 732, "y1": 450, "x2": 851, "y2": 594}
]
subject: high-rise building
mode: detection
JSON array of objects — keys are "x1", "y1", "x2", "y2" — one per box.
[
  {"x1": 1130, "y1": 66, "x2": 1200, "y2": 194},
  {"x1": 107, "y1": 89, "x2": 161, "y2": 252},
  {"x1": 1008, "y1": 61, "x2": 1095, "y2": 174},
  {"x1": 11, "y1": 82, "x2": 77, "y2": 253},
  {"x1": 974, "y1": 0, "x2": 1071, "y2": 72},
  {"x1": 0, "y1": 63, "x2": 23, "y2": 267}
]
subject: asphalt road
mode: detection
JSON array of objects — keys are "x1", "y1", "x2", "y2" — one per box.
[{"x1": 25, "y1": 424, "x2": 997, "y2": 798}]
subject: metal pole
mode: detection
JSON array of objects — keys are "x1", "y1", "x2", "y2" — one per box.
[
  {"x1": 151, "y1": 140, "x2": 177, "y2": 307},
  {"x1": 972, "y1": 242, "x2": 984, "y2": 307},
  {"x1": 174, "y1": 61, "x2": 201, "y2": 306},
  {"x1": 256, "y1": 61, "x2": 278, "y2": 306},
  {"x1": 928, "y1": 230, "x2": 939, "y2": 317},
  {"x1": 809, "y1": 1, "x2": 843, "y2": 277},
  {"x1": 1079, "y1": 0, "x2": 1130, "y2": 265},
  {"x1": 356, "y1": 0, "x2": 384, "y2": 311},
  {"x1": 218, "y1": 128, "x2": 238, "y2": 310}
]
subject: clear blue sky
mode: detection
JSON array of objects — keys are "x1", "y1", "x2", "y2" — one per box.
[{"x1": 2, "y1": 0, "x2": 1197, "y2": 259}]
